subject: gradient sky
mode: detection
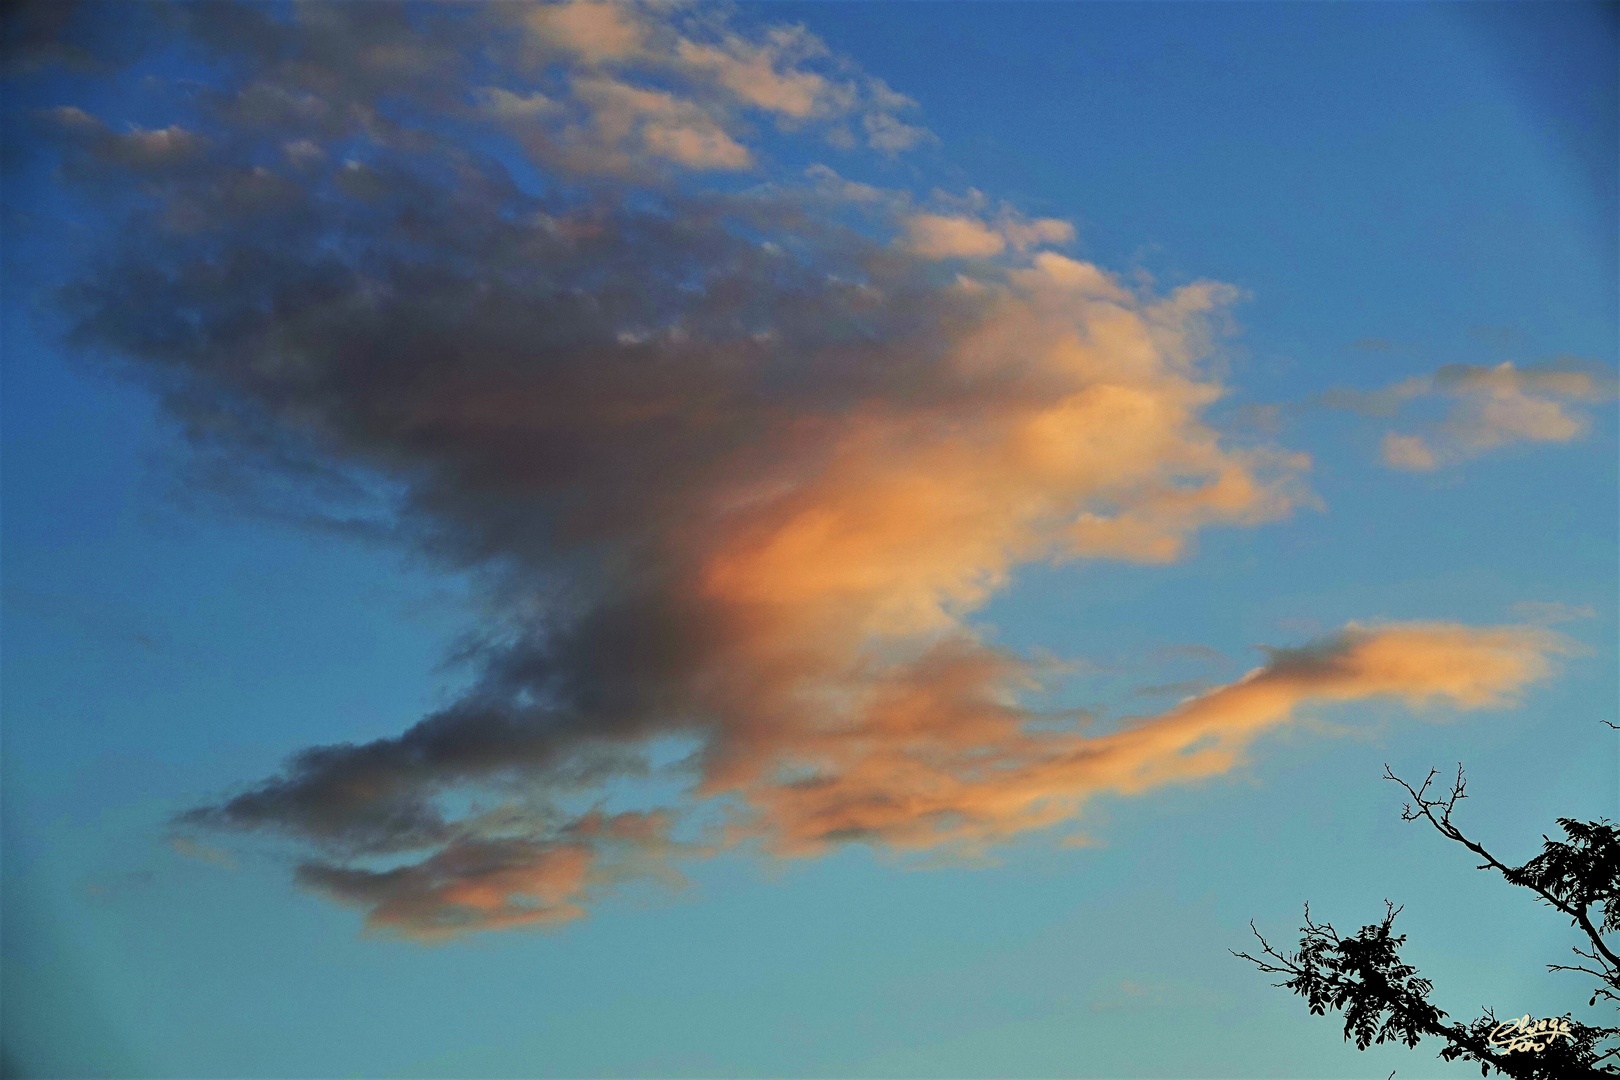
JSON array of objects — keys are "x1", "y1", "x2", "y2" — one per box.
[{"x1": 2, "y1": 3, "x2": 1616, "y2": 1078}]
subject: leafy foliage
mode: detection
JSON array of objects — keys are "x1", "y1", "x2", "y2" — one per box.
[
  {"x1": 1510, "y1": 817, "x2": 1620, "y2": 940},
  {"x1": 1235, "y1": 760, "x2": 1620, "y2": 1078}
]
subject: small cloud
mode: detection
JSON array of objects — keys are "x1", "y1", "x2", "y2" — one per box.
[
  {"x1": 803, "y1": 163, "x2": 894, "y2": 205},
  {"x1": 1351, "y1": 337, "x2": 1394, "y2": 352},
  {"x1": 1135, "y1": 679, "x2": 1213, "y2": 699},
  {"x1": 862, "y1": 110, "x2": 934, "y2": 155},
  {"x1": 281, "y1": 139, "x2": 325, "y2": 168},
  {"x1": 1316, "y1": 377, "x2": 1430, "y2": 418},
  {"x1": 1149, "y1": 643, "x2": 1230, "y2": 665},
  {"x1": 896, "y1": 206, "x2": 1073, "y2": 261},
  {"x1": 170, "y1": 836, "x2": 237, "y2": 869},
  {"x1": 1382, "y1": 432, "x2": 1436, "y2": 471},
  {"x1": 475, "y1": 86, "x2": 561, "y2": 121},
  {"x1": 1508, "y1": 601, "x2": 1597, "y2": 626},
  {"x1": 1090, "y1": 978, "x2": 1170, "y2": 1011},
  {"x1": 1322, "y1": 359, "x2": 1617, "y2": 471},
  {"x1": 900, "y1": 213, "x2": 1005, "y2": 259}
]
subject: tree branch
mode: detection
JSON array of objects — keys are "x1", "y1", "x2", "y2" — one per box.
[{"x1": 1384, "y1": 764, "x2": 1620, "y2": 975}]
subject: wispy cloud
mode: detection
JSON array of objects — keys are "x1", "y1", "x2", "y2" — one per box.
[
  {"x1": 1316, "y1": 359, "x2": 1617, "y2": 471},
  {"x1": 169, "y1": 836, "x2": 237, "y2": 870},
  {"x1": 1508, "y1": 600, "x2": 1598, "y2": 626},
  {"x1": 899, "y1": 209, "x2": 1075, "y2": 260},
  {"x1": 1090, "y1": 978, "x2": 1170, "y2": 1011}
]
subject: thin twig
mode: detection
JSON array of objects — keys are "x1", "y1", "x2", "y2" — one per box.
[{"x1": 1384, "y1": 763, "x2": 1620, "y2": 973}]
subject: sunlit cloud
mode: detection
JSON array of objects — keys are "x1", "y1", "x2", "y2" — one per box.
[
  {"x1": 1319, "y1": 360, "x2": 1617, "y2": 471},
  {"x1": 899, "y1": 211, "x2": 1074, "y2": 260},
  {"x1": 1508, "y1": 600, "x2": 1598, "y2": 626},
  {"x1": 19, "y1": 0, "x2": 1576, "y2": 938}
]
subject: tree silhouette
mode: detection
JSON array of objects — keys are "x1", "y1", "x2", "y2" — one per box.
[{"x1": 1235, "y1": 755, "x2": 1620, "y2": 1078}]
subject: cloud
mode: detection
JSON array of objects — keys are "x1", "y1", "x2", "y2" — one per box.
[
  {"x1": 1381, "y1": 432, "x2": 1436, "y2": 471},
  {"x1": 1135, "y1": 679, "x2": 1213, "y2": 699},
  {"x1": 1350, "y1": 337, "x2": 1394, "y2": 352},
  {"x1": 98, "y1": 2, "x2": 929, "y2": 184},
  {"x1": 1508, "y1": 600, "x2": 1597, "y2": 626},
  {"x1": 863, "y1": 110, "x2": 935, "y2": 154},
  {"x1": 293, "y1": 809, "x2": 683, "y2": 940},
  {"x1": 901, "y1": 213, "x2": 1007, "y2": 259},
  {"x1": 299, "y1": 840, "x2": 593, "y2": 939},
  {"x1": 1149, "y1": 643, "x2": 1230, "y2": 665},
  {"x1": 501, "y1": 2, "x2": 930, "y2": 175},
  {"x1": 1091, "y1": 978, "x2": 1170, "y2": 1011},
  {"x1": 23, "y1": 2, "x2": 1568, "y2": 938},
  {"x1": 569, "y1": 74, "x2": 754, "y2": 171},
  {"x1": 1317, "y1": 377, "x2": 1431, "y2": 419},
  {"x1": 736, "y1": 621, "x2": 1566, "y2": 857},
  {"x1": 523, "y1": 1, "x2": 650, "y2": 64},
  {"x1": 169, "y1": 836, "x2": 236, "y2": 870},
  {"x1": 674, "y1": 26, "x2": 843, "y2": 120},
  {"x1": 2, "y1": 0, "x2": 158, "y2": 76},
  {"x1": 43, "y1": 107, "x2": 207, "y2": 173},
  {"x1": 899, "y1": 211, "x2": 1075, "y2": 260},
  {"x1": 173, "y1": 613, "x2": 1562, "y2": 939},
  {"x1": 1321, "y1": 360, "x2": 1617, "y2": 471}
]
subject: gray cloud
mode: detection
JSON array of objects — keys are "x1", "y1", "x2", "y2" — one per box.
[{"x1": 17, "y1": 2, "x2": 1561, "y2": 939}]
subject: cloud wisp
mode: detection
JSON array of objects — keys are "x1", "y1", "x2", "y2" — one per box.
[
  {"x1": 15, "y1": 2, "x2": 1570, "y2": 938},
  {"x1": 1316, "y1": 360, "x2": 1617, "y2": 472}
]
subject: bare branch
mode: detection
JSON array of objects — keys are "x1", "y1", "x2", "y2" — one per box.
[
  {"x1": 1231, "y1": 919, "x2": 1307, "y2": 980},
  {"x1": 1384, "y1": 764, "x2": 1620, "y2": 974}
]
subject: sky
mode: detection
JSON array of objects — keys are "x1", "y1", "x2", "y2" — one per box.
[{"x1": 1, "y1": 2, "x2": 1615, "y2": 1077}]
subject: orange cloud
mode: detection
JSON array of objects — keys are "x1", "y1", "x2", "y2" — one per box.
[
  {"x1": 900, "y1": 211, "x2": 1076, "y2": 260},
  {"x1": 282, "y1": 616, "x2": 1568, "y2": 937},
  {"x1": 524, "y1": 1, "x2": 649, "y2": 64},
  {"x1": 38, "y1": 0, "x2": 1574, "y2": 940},
  {"x1": 721, "y1": 621, "x2": 1566, "y2": 857},
  {"x1": 1325, "y1": 360, "x2": 1618, "y2": 471},
  {"x1": 900, "y1": 213, "x2": 1008, "y2": 258},
  {"x1": 499, "y1": 1, "x2": 930, "y2": 176},
  {"x1": 300, "y1": 840, "x2": 594, "y2": 939}
]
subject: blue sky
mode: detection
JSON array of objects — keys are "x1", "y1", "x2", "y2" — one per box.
[{"x1": 2, "y1": 3, "x2": 1615, "y2": 1077}]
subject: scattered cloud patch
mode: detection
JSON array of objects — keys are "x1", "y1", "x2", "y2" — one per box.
[
  {"x1": 1350, "y1": 337, "x2": 1394, "y2": 352},
  {"x1": 1321, "y1": 360, "x2": 1617, "y2": 471},
  {"x1": 169, "y1": 836, "x2": 237, "y2": 870},
  {"x1": 1509, "y1": 601, "x2": 1597, "y2": 626}
]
